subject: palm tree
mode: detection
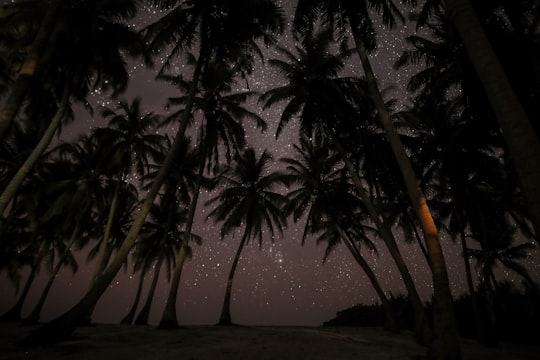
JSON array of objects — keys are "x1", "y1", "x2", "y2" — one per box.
[
  {"x1": 261, "y1": 28, "x2": 432, "y2": 344},
  {"x1": 88, "y1": 97, "x2": 165, "y2": 289},
  {"x1": 292, "y1": 1, "x2": 460, "y2": 356},
  {"x1": 0, "y1": 0, "x2": 143, "y2": 216},
  {"x1": 157, "y1": 59, "x2": 266, "y2": 328},
  {"x1": 281, "y1": 136, "x2": 399, "y2": 331},
  {"x1": 206, "y1": 147, "x2": 288, "y2": 325},
  {"x1": 433, "y1": 0, "x2": 540, "y2": 244},
  {"x1": 0, "y1": 0, "x2": 60, "y2": 141}
]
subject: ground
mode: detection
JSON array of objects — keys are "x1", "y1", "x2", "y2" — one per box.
[{"x1": 0, "y1": 322, "x2": 538, "y2": 359}]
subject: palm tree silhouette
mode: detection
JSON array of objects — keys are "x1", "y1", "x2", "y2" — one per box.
[
  {"x1": 261, "y1": 27, "x2": 432, "y2": 344},
  {"x1": 206, "y1": 147, "x2": 288, "y2": 325},
  {"x1": 291, "y1": 1, "x2": 460, "y2": 356},
  {"x1": 20, "y1": 1, "x2": 286, "y2": 341},
  {"x1": 0, "y1": 0, "x2": 143, "y2": 216},
  {"x1": 281, "y1": 136, "x2": 399, "y2": 331},
  {"x1": 89, "y1": 97, "x2": 165, "y2": 289},
  {"x1": 157, "y1": 59, "x2": 265, "y2": 328},
  {"x1": 432, "y1": 0, "x2": 540, "y2": 245}
]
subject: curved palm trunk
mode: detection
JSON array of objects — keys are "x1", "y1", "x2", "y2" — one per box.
[
  {"x1": 337, "y1": 226, "x2": 398, "y2": 332},
  {"x1": 89, "y1": 180, "x2": 121, "y2": 290},
  {"x1": 334, "y1": 140, "x2": 432, "y2": 345},
  {"x1": 0, "y1": 0, "x2": 61, "y2": 141},
  {"x1": 350, "y1": 31, "x2": 460, "y2": 358},
  {"x1": 219, "y1": 232, "x2": 249, "y2": 326},
  {"x1": 159, "y1": 162, "x2": 205, "y2": 329},
  {"x1": 0, "y1": 241, "x2": 46, "y2": 322},
  {"x1": 120, "y1": 270, "x2": 145, "y2": 325},
  {"x1": 23, "y1": 42, "x2": 207, "y2": 346},
  {"x1": 0, "y1": 86, "x2": 70, "y2": 215},
  {"x1": 446, "y1": 0, "x2": 540, "y2": 245},
  {"x1": 135, "y1": 258, "x2": 163, "y2": 325},
  {"x1": 23, "y1": 223, "x2": 80, "y2": 325}
]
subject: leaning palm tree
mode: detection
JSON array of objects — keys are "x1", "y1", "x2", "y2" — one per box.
[
  {"x1": 157, "y1": 59, "x2": 266, "y2": 328},
  {"x1": 292, "y1": 1, "x2": 459, "y2": 356},
  {"x1": 88, "y1": 97, "x2": 165, "y2": 289},
  {"x1": 281, "y1": 136, "x2": 399, "y2": 331},
  {"x1": 0, "y1": 0, "x2": 143, "y2": 216},
  {"x1": 206, "y1": 147, "x2": 288, "y2": 325},
  {"x1": 261, "y1": 28, "x2": 432, "y2": 344},
  {"x1": 423, "y1": 0, "x2": 540, "y2": 245}
]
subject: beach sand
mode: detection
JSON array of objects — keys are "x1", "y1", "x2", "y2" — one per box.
[{"x1": 0, "y1": 322, "x2": 538, "y2": 359}]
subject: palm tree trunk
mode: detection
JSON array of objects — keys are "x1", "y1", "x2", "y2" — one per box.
[
  {"x1": 334, "y1": 139, "x2": 432, "y2": 345},
  {"x1": 0, "y1": 241, "x2": 46, "y2": 322},
  {"x1": 24, "y1": 223, "x2": 80, "y2": 324},
  {"x1": 89, "y1": 180, "x2": 121, "y2": 290},
  {"x1": 350, "y1": 31, "x2": 460, "y2": 359},
  {"x1": 445, "y1": 0, "x2": 540, "y2": 245},
  {"x1": 120, "y1": 270, "x2": 145, "y2": 325},
  {"x1": 0, "y1": 85, "x2": 70, "y2": 215},
  {"x1": 337, "y1": 226, "x2": 399, "y2": 332},
  {"x1": 135, "y1": 258, "x2": 163, "y2": 325},
  {"x1": 0, "y1": 0, "x2": 61, "y2": 141},
  {"x1": 159, "y1": 160, "x2": 205, "y2": 329},
  {"x1": 219, "y1": 232, "x2": 249, "y2": 325},
  {"x1": 23, "y1": 40, "x2": 208, "y2": 345}
]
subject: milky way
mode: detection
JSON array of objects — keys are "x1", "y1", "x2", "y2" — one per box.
[{"x1": 1, "y1": 0, "x2": 538, "y2": 327}]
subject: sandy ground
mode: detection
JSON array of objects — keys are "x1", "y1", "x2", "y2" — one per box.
[{"x1": 0, "y1": 322, "x2": 538, "y2": 360}]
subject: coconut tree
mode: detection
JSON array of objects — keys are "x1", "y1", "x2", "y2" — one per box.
[
  {"x1": 0, "y1": 0, "x2": 143, "y2": 216},
  {"x1": 206, "y1": 147, "x2": 288, "y2": 325},
  {"x1": 291, "y1": 1, "x2": 460, "y2": 356},
  {"x1": 88, "y1": 97, "x2": 165, "y2": 289},
  {"x1": 421, "y1": 0, "x2": 540, "y2": 247},
  {"x1": 0, "y1": 0, "x2": 61, "y2": 141},
  {"x1": 25, "y1": 0, "x2": 284, "y2": 344},
  {"x1": 261, "y1": 27, "x2": 432, "y2": 344},
  {"x1": 281, "y1": 136, "x2": 399, "y2": 331},
  {"x1": 157, "y1": 59, "x2": 266, "y2": 328}
]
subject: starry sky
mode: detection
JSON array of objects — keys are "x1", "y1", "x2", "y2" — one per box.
[{"x1": 1, "y1": 0, "x2": 539, "y2": 327}]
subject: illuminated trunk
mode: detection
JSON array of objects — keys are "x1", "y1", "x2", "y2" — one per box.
[
  {"x1": 349, "y1": 28, "x2": 460, "y2": 359},
  {"x1": 335, "y1": 140, "x2": 432, "y2": 345},
  {"x1": 446, "y1": 0, "x2": 540, "y2": 244}
]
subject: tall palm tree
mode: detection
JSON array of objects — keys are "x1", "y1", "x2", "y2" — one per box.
[
  {"x1": 26, "y1": 0, "x2": 284, "y2": 344},
  {"x1": 261, "y1": 28, "x2": 432, "y2": 344},
  {"x1": 281, "y1": 137, "x2": 399, "y2": 332},
  {"x1": 292, "y1": 1, "x2": 459, "y2": 356},
  {"x1": 430, "y1": 0, "x2": 540, "y2": 245},
  {"x1": 0, "y1": 0, "x2": 61, "y2": 141},
  {"x1": 88, "y1": 97, "x2": 165, "y2": 289},
  {"x1": 0, "y1": 0, "x2": 143, "y2": 216},
  {"x1": 157, "y1": 59, "x2": 265, "y2": 328},
  {"x1": 206, "y1": 147, "x2": 288, "y2": 325}
]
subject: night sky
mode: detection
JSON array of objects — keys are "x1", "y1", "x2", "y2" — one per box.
[{"x1": 1, "y1": 0, "x2": 539, "y2": 327}]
